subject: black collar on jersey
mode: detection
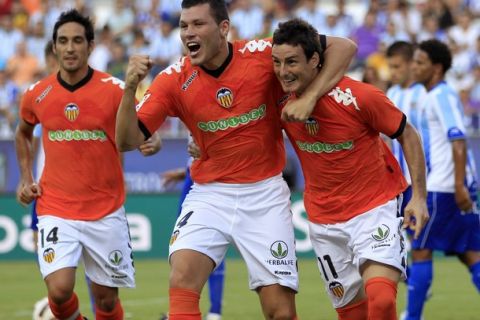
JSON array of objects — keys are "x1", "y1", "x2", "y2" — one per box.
[
  {"x1": 57, "y1": 66, "x2": 94, "y2": 92},
  {"x1": 201, "y1": 42, "x2": 233, "y2": 78}
]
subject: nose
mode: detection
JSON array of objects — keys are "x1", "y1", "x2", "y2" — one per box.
[
  {"x1": 278, "y1": 63, "x2": 289, "y2": 78},
  {"x1": 66, "y1": 40, "x2": 74, "y2": 52},
  {"x1": 182, "y1": 25, "x2": 195, "y2": 38}
]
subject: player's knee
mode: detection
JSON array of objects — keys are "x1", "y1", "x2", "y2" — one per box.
[
  {"x1": 263, "y1": 306, "x2": 296, "y2": 320},
  {"x1": 47, "y1": 285, "x2": 74, "y2": 305},
  {"x1": 95, "y1": 295, "x2": 118, "y2": 312},
  {"x1": 92, "y1": 286, "x2": 119, "y2": 312},
  {"x1": 369, "y1": 292, "x2": 396, "y2": 315}
]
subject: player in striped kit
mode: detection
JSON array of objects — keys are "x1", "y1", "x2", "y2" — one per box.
[
  {"x1": 403, "y1": 39, "x2": 480, "y2": 320},
  {"x1": 386, "y1": 41, "x2": 427, "y2": 205}
]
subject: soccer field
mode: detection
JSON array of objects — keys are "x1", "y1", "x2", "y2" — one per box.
[{"x1": 0, "y1": 257, "x2": 477, "y2": 319}]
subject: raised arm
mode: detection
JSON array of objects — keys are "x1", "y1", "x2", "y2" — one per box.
[
  {"x1": 15, "y1": 119, "x2": 40, "y2": 205},
  {"x1": 116, "y1": 55, "x2": 153, "y2": 151},
  {"x1": 397, "y1": 122, "x2": 429, "y2": 239},
  {"x1": 281, "y1": 36, "x2": 357, "y2": 121}
]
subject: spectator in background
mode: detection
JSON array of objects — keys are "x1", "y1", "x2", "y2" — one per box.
[
  {"x1": 380, "y1": 20, "x2": 410, "y2": 48},
  {"x1": 0, "y1": 14, "x2": 24, "y2": 66},
  {"x1": 26, "y1": 19, "x2": 48, "y2": 69},
  {"x1": 128, "y1": 28, "x2": 150, "y2": 56},
  {"x1": 335, "y1": 0, "x2": 355, "y2": 37},
  {"x1": 427, "y1": 0, "x2": 455, "y2": 30},
  {"x1": 88, "y1": 25, "x2": 112, "y2": 72},
  {"x1": 295, "y1": 0, "x2": 325, "y2": 32},
  {"x1": 108, "y1": 0, "x2": 135, "y2": 45},
  {"x1": 387, "y1": 0, "x2": 421, "y2": 42},
  {"x1": 107, "y1": 39, "x2": 129, "y2": 81},
  {"x1": 351, "y1": 10, "x2": 381, "y2": 69},
  {"x1": 466, "y1": 65, "x2": 480, "y2": 134},
  {"x1": 149, "y1": 14, "x2": 183, "y2": 78},
  {"x1": 230, "y1": 0, "x2": 264, "y2": 39},
  {"x1": 0, "y1": 68, "x2": 18, "y2": 139},
  {"x1": 416, "y1": 13, "x2": 448, "y2": 43},
  {"x1": 449, "y1": 10, "x2": 479, "y2": 53},
  {"x1": 6, "y1": 40, "x2": 40, "y2": 90}
]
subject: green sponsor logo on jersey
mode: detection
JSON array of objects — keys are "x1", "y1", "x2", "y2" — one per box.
[
  {"x1": 197, "y1": 104, "x2": 266, "y2": 132},
  {"x1": 48, "y1": 130, "x2": 107, "y2": 142},
  {"x1": 296, "y1": 140, "x2": 353, "y2": 154}
]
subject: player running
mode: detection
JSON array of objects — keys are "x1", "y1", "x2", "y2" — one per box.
[
  {"x1": 271, "y1": 18, "x2": 429, "y2": 320},
  {"x1": 115, "y1": 0, "x2": 357, "y2": 319},
  {"x1": 16, "y1": 9, "x2": 159, "y2": 320}
]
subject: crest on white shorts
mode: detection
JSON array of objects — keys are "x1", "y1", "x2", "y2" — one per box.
[
  {"x1": 329, "y1": 281, "x2": 345, "y2": 298},
  {"x1": 43, "y1": 248, "x2": 55, "y2": 263}
]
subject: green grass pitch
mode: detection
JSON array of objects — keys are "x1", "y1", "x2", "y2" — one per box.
[{"x1": 0, "y1": 257, "x2": 477, "y2": 319}]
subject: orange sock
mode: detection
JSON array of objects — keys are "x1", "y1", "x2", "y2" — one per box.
[
  {"x1": 96, "y1": 299, "x2": 124, "y2": 320},
  {"x1": 365, "y1": 277, "x2": 397, "y2": 320},
  {"x1": 48, "y1": 292, "x2": 83, "y2": 320},
  {"x1": 169, "y1": 288, "x2": 201, "y2": 320},
  {"x1": 336, "y1": 298, "x2": 368, "y2": 320}
]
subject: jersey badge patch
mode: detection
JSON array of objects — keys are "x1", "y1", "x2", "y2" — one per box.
[
  {"x1": 43, "y1": 248, "x2": 55, "y2": 263},
  {"x1": 305, "y1": 118, "x2": 319, "y2": 136},
  {"x1": 64, "y1": 103, "x2": 79, "y2": 122},
  {"x1": 216, "y1": 87, "x2": 234, "y2": 108},
  {"x1": 329, "y1": 281, "x2": 345, "y2": 298}
]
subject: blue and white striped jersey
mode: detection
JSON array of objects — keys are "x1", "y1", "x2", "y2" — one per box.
[
  {"x1": 420, "y1": 81, "x2": 478, "y2": 192},
  {"x1": 387, "y1": 82, "x2": 427, "y2": 184}
]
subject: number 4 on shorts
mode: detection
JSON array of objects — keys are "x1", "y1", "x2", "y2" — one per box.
[
  {"x1": 40, "y1": 227, "x2": 59, "y2": 248},
  {"x1": 177, "y1": 211, "x2": 193, "y2": 228}
]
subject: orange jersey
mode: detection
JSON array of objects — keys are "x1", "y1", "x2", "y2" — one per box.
[
  {"x1": 137, "y1": 39, "x2": 285, "y2": 183},
  {"x1": 20, "y1": 68, "x2": 125, "y2": 220},
  {"x1": 281, "y1": 77, "x2": 408, "y2": 224}
]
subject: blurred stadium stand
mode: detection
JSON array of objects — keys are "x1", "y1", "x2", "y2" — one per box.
[{"x1": 1, "y1": 0, "x2": 480, "y2": 193}]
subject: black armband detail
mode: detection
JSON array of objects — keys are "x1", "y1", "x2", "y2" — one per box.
[
  {"x1": 138, "y1": 120, "x2": 152, "y2": 140},
  {"x1": 390, "y1": 113, "x2": 407, "y2": 140}
]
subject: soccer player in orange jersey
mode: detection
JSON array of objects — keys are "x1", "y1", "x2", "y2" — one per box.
[
  {"x1": 115, "y1": 1, "x2": 357, "y2": 319},
  {"x1": 16, "y1": 9, "x2": 160, "y2": 320},
  {"x1": 271, "y1": 19, "x2": 429, "y2": 320}
]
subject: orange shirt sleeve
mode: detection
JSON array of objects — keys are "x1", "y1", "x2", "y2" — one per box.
[
  {"x1": 136, "y1": 71, "x2": 179, "y2": 137},
  {"x1": 19, "y1": 86, "x2": 38, "y2": 125},
  {"x1": 358, "y1": 84, "x2": 406, "y2": 138}
]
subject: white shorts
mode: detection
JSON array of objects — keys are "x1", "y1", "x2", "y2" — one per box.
[
  {"x1": 309, "y1": 197, "x2": 407, "y2": 308},
  {"x1": 169, "y1": 174, "x2": 298, "y2": 291},
  {"x1": 37, "y1": 207, "x2": 135, "y2": 288}
]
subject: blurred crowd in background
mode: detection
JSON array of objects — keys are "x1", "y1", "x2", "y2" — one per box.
[{"x1": 1, "y1": 0, "x2": 480, "y2": 140}]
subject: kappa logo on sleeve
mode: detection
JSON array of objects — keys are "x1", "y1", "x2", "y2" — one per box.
[{"x1": 136, "y1": 93, "x2": 151, "y2": 112}]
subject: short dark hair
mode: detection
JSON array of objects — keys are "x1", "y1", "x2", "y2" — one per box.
[
  {"x1": 52, "y1": 9, "x2": 94, "y2": 43},
  {"x1": 273, "y1": 18, "x2": 323, "y2": 63},
  {"x1": 418, "y1": 39, "x2": 452, "y2": 74},
  {"x1": 386, "y1": 41, "x2": 414, "y2": 60},
  {"x1": 181, "y1": 0, "x2": 229, "y2": 24}
]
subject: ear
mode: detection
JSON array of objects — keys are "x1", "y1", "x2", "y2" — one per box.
[
  {"x1": 310, "y1": 51, "x2": 321, "y2": 69},
  {"x1": 52, "y1": 43, "x2": 57, "y2": 55},
  {"x1": 219, "y1": 20, "x2": 230, "y2": 38}
]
